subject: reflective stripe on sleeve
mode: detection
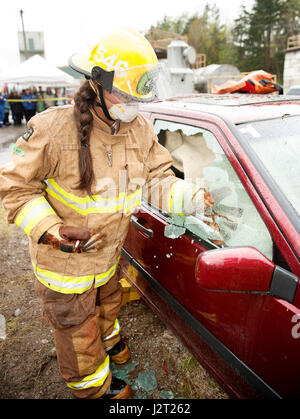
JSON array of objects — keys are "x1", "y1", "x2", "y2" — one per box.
[
  {"x1": 15, "y1": 197, "x2": 56, "y2": 235},
  {"x1": 45, "y1": 178, "x2": 141, "y2": 215},
  {"x1": 32, "y1": 259, "x2": 120, "y2": 294},
  {"x1": 168, "y1": 181, "x2": 186, "y2": 215},
  {"x1": 103, "y1": 319, "x2": 121, "y2": 342},
  {"x1": 67, "y1": 355, "x2": 110, "y2": 390},
  {"x1": 124, "y1": 189, "x2": 142, "y2": 214}
]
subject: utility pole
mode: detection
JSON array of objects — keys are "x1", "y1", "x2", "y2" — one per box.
[{"x1": 19, "y1": 9, "x2": 28, "y2": 60}]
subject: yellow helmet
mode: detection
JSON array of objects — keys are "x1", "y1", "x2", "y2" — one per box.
[{"x1": 69, "y1": 27, "x2": 161, "y2": 102}]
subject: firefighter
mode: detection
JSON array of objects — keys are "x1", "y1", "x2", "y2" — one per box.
[{"x1": 0, "y1": 27, "x2": 212, "y2": 399}]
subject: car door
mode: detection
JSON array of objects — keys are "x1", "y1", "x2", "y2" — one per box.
[{"x1": 123, "y1": 113, "x2": 300, "y2": 398}]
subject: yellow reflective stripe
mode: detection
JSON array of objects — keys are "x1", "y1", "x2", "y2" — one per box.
[
  {"x1": 125, "y1": 199, "x2": 141, "y2": 213},
  {"x1": 47, "y1": 178, "x2": 121, "y2": 204},
  {"x1": 124, "y1": 189, "x2": 142, "y2": 214},
  {"x1": 95, "y1": 258, "x2": 120, "y2": 287},
  {"x1": 32, "y1": 260, "x2": 119, "y2": 294},
  {"x1": 32, "y1": 262, "x2": 94, "y2": 294},
  {"x1": 45, "y1": 178, "x2": 141, "y2": 215},
  {"x1": 15, "y1": 197, "x2": 56, "y2": 235},
  {"x1": 103, "y1": 319, "x2": 120, "y2": 342},
  {"x1": 169, "y1": 181, "x2": 185, "y2": 215},
  {"x1": 23, "y1": 208, "x2": 56, "y2": 235},
  {"x1": 46, "y1": 185, "x2": 102, "y2": 215},
  {"x1": 67, "y1": 355, "x2": 110, "y2": 390},
  {"x1": 15, "y1": 197, "x2": 49, "y2": 224}
]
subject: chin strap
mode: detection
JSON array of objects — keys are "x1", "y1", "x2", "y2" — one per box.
[
  {"x1": 87, "y1": 78, "x2": 115, "y2": 122},
  {"x1": 96, "y1": 85, "x2": 115, "y2": 121}
]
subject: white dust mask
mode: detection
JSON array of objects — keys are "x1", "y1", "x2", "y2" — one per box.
[{"x1": 108, "y1": 103, "x2": 139, "y2": 123}]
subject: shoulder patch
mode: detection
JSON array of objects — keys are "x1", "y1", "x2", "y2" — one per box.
[
  {"x1": 10, "y1": 143, "x2": 25, "y2": 156},
  {"x1": 22, "y1": 127, "x2": 34, "y2": 142}
]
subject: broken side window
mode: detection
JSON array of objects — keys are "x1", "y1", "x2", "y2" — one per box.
[{"x1": 154, "y1": 119, "x2": 273, "y2": 261}]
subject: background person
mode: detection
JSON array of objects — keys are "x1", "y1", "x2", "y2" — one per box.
[
  {"x1": 36, "y1": 92, "x2": 46, "y2": 113},
  {"x1": 54, "y1": 88, "x2": 66, "y2": 106},
  {"x1": 0, "y1": 89, "x2": 5, "y2": 127},
  {"x1": 36, "y1": 86, "x2": 46, "y2": 113},
  {"x1": 44, "y1": 87, "x2": 55, "y2": 109},
  {"x1": 9, "y1": 91, "x2": 24, "y2": 125},
  {"x1": 21, "y1": 88, "x2": 36, "y2": 122},
  {"x1": 3, "y1": 93, "x2": 11, "y2": 126}
]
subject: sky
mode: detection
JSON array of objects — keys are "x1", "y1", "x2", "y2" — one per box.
[{"x1": 0, "y1": 0, "x2": 255, "y2": 73}]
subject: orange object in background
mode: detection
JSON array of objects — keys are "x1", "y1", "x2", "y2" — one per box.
[{"x1": 212, "y1": 70, "x2": 283, "y2": 94}]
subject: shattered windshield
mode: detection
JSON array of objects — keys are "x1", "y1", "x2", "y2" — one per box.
[{"x1": 237, "y1": 116, "x2": 300, "y2": 221}]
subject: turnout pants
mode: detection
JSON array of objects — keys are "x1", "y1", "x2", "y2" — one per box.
[{"x1": 35, "y1": 268, "x2": 123, "y2": 399}]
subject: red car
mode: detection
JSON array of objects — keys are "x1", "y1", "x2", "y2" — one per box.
[{"x1": 120, "y1": 94, "x2": 300, "y2": 399}]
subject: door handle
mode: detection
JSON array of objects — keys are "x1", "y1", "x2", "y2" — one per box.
[{"x1": 131, "y1": 215, "x2": 154, "y2": 237}]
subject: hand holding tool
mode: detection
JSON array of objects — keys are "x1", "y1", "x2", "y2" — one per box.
[{"x1": 38, "y1": 224, "x2": 103, "y2": 253}]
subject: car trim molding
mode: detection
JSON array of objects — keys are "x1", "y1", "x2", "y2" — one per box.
[{"x1": 121, "y1": 247, "x2": 282, "y2": 399}]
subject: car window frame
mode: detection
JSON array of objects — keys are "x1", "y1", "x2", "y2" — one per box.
[
  {"x1": 234, "y1": 115, "x2": 300, "y2": 235},
  {"x1": 146, "y1": 113, "x2": 276, "y2": 256},
  {"x1": 204, "y1": 111, "x2": 300, "y2": 268},
  {"x1": 143, "y1": 110, "x2": 300, "y2": 276},
  {"x1": 144, "y1": 110, "x2": 300, "y2": 274}
]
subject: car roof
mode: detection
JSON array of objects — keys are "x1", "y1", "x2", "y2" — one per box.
[{"x1": 142, "y1": 94, "x2": 300, "y2": 125}]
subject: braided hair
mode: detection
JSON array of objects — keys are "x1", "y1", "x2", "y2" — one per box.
[{"x1": 73, "y1": 80, "x2": 96, "y2": 196}]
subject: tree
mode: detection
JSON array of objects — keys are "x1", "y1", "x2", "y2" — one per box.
[
  {"x1": 233, "y1": 0, "x2": 300, "y2": 80},
  {"x1": 187, "y1": 4, "x2": 237, "y2": 65},
  {"x1": 232, "y1": 6, "x2": 252, "y2": 70},
  {"x1": 148, "y1": 14, "x2": 189, "y2": 37},
  {"x1": 148, "y1": 0, "x2": 300, "y2": 81},
  {"x1": 148, "y1": 3, "x2": 238, "y2": 66},
  {"x1": 249, "y1": 0, "x2": 282, "y2": 71},
  {"x1": 280, "y1": 0, "x2": 300, "y2": 37}
]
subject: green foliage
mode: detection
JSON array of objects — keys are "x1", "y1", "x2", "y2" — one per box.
[
  {"x1": 149, "y1": 13, "x2": 190, "y2": 35},
  {"x1": 149, "y1": 0, "x2": 300, "y2": 82},
  {"x1": 233, "y1": 0, "x2": 300, "y2": 80}
]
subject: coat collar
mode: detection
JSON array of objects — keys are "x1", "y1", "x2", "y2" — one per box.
[{"x1": 90, "y1": 106, "x2": 138, "y2": 136}]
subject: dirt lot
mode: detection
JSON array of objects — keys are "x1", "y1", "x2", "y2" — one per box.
[{"x1": 0, "y1": 204, "x2": 228, "y2": 399}]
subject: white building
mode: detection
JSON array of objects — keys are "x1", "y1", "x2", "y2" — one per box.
[
  {"x1": 18, "y1": 31, "x2": 45, "y2": 62},
  {"x1": 283, "y1": 35, "x2": 300, "y2": 93}
]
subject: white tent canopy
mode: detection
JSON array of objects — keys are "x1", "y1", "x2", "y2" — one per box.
[{"x1": 0, "y1": 54, "x2": 78, "y2": 87}]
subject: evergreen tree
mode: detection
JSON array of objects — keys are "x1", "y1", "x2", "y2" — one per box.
[
  {"x1": 233, "y1": 0, "x2": 300, "y2": 80},
  {"x1": 280, "y1": 0, "x2": 300, "y2": 37},
  {"x1": 247, "y1": 0, "x2": 282, "y2": 72},
  {"x1": 233, "y1": 6, "x2": 252, "y2": 70}
]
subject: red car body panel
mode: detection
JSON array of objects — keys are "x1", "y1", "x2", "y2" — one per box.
[{"x1": 121, "y1": 95, "x2": 300, "y2": 399}]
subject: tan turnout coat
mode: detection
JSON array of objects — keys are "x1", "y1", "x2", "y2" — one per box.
[{"x1": 0, "y1": 105, "x2": 185, "y2": 294}]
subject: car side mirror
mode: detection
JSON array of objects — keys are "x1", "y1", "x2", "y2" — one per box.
[{"x1": 195, "y1": 247, "x2": 298, "y2": 303}]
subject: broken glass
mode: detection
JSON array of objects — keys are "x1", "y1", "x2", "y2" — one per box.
[
  {"x1": 135, "y1": 370, "x2": 157, "y2": 392},
  {"x1": 155, "y1": 120, "x2": 273, "y2": 260}
]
